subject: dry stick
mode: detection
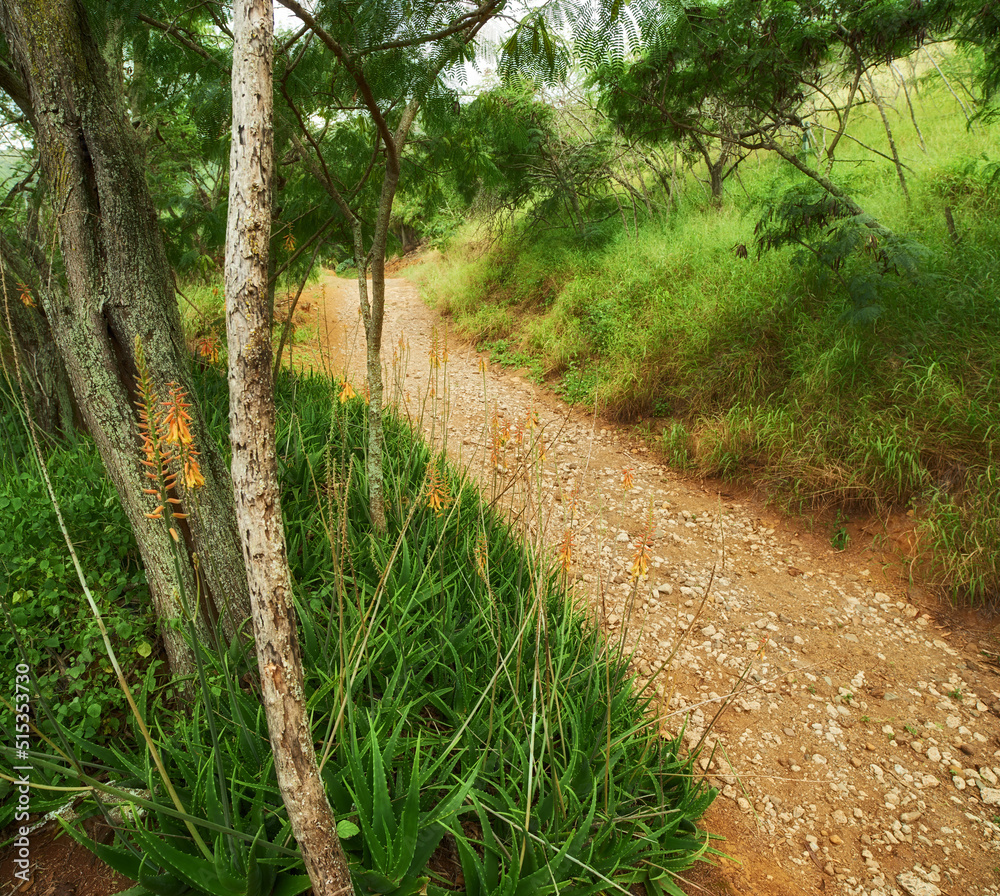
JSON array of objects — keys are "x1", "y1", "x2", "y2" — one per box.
[
  {"x1": 890, "y1": 62, "x2": 926, "y2": 153},
  {"x1": 825, "y1": 65, "x2": 862, "y2": 172},
  {"x1": 0, "y1": 263, "x2": 214, "y2": 862},
  {"x1": 922, "y1": 47, "x2": 976, "y2": 129},
  {"x1": 272, "y1": 239, "x2": 323, "y2": 378},
  {"x1": 866, "y1": 72, "x2": 910, "y2": 202}
]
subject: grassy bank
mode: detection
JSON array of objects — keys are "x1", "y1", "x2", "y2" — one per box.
[{"x1": 414, "y1": 83, "x2": 1000, "y2": 605}]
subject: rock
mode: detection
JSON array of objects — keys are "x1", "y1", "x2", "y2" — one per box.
[
  {"x1": 926, "y1": 746, "x2": 942, "y2": 763},
  {"x1": 829, "y1": 833, "x2": 843, "y2": 845},
  {"x1": 900, "y1": 810, "x2": 923, "y2": 823},
  {"x1": 896, "y1": 871, "x2": 941, "y2": 896},
  {"x1": 910, "y1": 740, "x2": 924, "y2": 755},
  {"x1": 980, "y1": 787, "x2": 1000, "y2": 806},
  {"x1": 616, "y1": 529, "x2": 630, "y2": 543},
  {"x1": 959, "y1": 742, "x2": 975, "y2": 756}
]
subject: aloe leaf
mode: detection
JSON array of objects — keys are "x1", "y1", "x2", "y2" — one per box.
[
  {"x1": 129, "y1": 821, "x2": 226, "y2": 894},
  {"x1": 137, "y1": 855, "x2": 192, "y2": 896},
  {"x1": 270, "y1": 872, "x2": 315, "y2": 896},
  {"x1": 454, "y1": 830, "x2": 486, "y2": 896},
  {"x1": 390, "y1": 732, "x2": 422, "y2": 879},
  {"x1": 212, "y1": 832, "x2": 246, "y2": 895}
]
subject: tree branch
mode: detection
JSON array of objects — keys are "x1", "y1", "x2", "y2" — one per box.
[{"x1": 137, "y1": 14, "x2": 224, "y2": 66}]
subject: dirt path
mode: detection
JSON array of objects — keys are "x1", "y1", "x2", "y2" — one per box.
[{"x1": 293, "y1": 270, "x2": 1000, "y2": 896}]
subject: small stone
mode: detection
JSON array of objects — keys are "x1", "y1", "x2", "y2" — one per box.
[
  {"x1": 616, "y1": 529, "x2": 630, "y2": 543},
  {"x1": 900, "y1": 810, "x2": 923, "y2": 823},
  {"x1": 700, "y1": 624, "x2": 717, "y2": 637},
  {"x1": 896, "y1": 871, "x2": 942, "y2": 896},
  {"x1": 829, "y1": 833, "x2": 843, "y2": 845},
  {"x1": 959, "y1": 743, "x2": 975, "y2": 756},
  {"x1": 926, "y1": 746, "x2": 942, "y2": 763},
  {"x1": 953, "y1": 776, "x2": 966, "y2": 791},
  {"x1": 910, "y1": 740, "x2": 924, "y2": 755},
  {"x1": 980, "y1": 787, "x2": 1000, "y2": 806}
]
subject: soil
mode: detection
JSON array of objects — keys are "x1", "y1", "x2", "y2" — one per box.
[{"x1": 6, "y1": 266, "x2": 1000, "y2": 896}]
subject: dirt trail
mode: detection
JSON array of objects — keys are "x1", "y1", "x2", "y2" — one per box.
[{"x1": 295, "y1": 270, "x2": 1000, "y2": 896}]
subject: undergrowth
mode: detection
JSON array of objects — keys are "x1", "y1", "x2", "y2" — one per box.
[{"x1": 1, "y1": 365, "x2": 715, "y2": 894}]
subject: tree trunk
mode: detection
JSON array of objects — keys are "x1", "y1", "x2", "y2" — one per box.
[
  {"x1": 1, "y1": 251, "x2": 75, "y2": 440},
  {"x1": 225, "y1": 3, "x2": 354, "y2": 894},
  {"x1": 358, "y1": 101, "x2": 419, "y2": 535},
  {"x1": 865, "y1": 72, "x2": 910, "y2": 203},
  {"x1": 708, "y1": 159, "x2": 724, "y2": 202},
  {"x1": 825, "y1": 65, "x2": 862, "y2": 171},
  {"x1": 0, "y1": 0, "x2": 251, "y2": 675}
]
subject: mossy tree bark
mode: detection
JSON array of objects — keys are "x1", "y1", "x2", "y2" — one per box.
[
  {"x1": 1, "y1": 243, "x2": 76, "y2": 441},
  {"x1": 225, "y1": 2, "x2": 354, "y2": 892},
  {"x1": 0, "y1": 0, "x2": 251, "y2": 675}
]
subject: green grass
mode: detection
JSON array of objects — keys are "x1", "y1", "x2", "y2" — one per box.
[
  {"x1": 1, "y1": 365, "x2": 715, "y2": 893},
  {"x1": 415, "y1": 74, "x2": 1000, "y2": 605}
]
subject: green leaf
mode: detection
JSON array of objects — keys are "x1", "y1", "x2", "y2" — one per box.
[{"x1": 336, "y1": 819, "x2": 361, "y2": 839}]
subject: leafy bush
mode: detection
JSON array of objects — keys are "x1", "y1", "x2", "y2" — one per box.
[{"x1": 0, "y1": 431, "x2": 153, "y2": 749}]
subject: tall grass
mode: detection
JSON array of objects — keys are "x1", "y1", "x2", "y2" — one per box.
[
  {"x1": 1, "y1": 364, "x2": 715, "y2": 894},
  {"x1": 414, "y1": 74, "x2": 1000, "y2": 605}
]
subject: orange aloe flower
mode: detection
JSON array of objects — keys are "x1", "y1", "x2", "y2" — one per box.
[
  {"x1": 184, "y1": 457, "x2": 206, "y2": 489},
  {"x1": 558, "y1": 527, "x2": 574, "y2": 574},
  {"x1": 338, "y1": 380, "x2": 356, "y2": 403},
  {"x1": 425, "y1": 461, "x2": 449, "y2": 514},
  {"x1": 194, "y1": 334, "x2": 220, "y2": 364},
  {"x1": 621, "y1": 468, "x2": 635, "y2": 492},
  {"x1": 164, "y1": 385, "x2": 195, "y2": 446}
]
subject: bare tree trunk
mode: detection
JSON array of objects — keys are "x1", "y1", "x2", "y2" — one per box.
[
  {"x1": 825, "y1": 65, "x2": 862, "y2": 172},
  {"x1": 225, "y1": 3, "x2": 354, "y2": 894},
  {"x1": 890, "y1": 62, "x2": 926, "y2": 153},
  {"x1": 866, "y1": 72, "x2": 910, "y2": 202},
  {"x1": 0, "y1": 0, "x2": 251, "y2": 675},
  {"x1": 358, "y1": 101, "x2": 419, "y2": 535}
]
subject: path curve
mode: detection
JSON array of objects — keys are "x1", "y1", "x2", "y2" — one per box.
[{"x1": 293, "y1": 270, "x2": 1000, "y2": 896}]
